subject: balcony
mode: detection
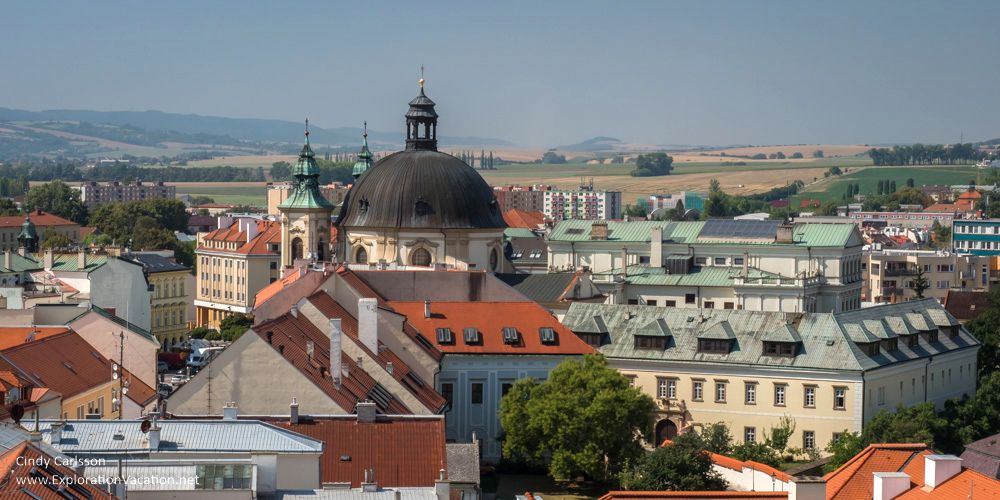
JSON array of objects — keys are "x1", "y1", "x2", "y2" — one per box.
[
  {"x1": 733, "y1": 275, "x2": 825, "y2": 288},
  {"x1": 883, "y1": 268, "x2": 918, "y2": 277}
]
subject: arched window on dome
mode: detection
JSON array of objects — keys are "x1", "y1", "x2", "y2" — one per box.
[
  {"x1": 291, "y1": 238, "x2": 304, "y2": 261},
  {"x1": 410, "y1": 248, "x2": 432, "y2": 267},
  {"x1": 490, "y1": 248, "x2": 500, "y2": 271},
  {"x1": 355, "y1": 246, "x2": 368, "y2": 264}
]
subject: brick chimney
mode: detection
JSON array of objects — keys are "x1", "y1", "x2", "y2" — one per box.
[
  {"x1": 329, "y1": 318, "x2": 343, "y2": 386},
  {"x1": 356, "y1": 401, "x2": 376, "y2": 423},
  {"x1": 590, "y1": 221, "x2": 608, "y2": 240},
  {"x1": 424, "y1": 300, "x2": 431, "y2": 319},
  {"x1": 873, "y1": 472, "x2": 910, "y2": 500},
  {"x1": 776, "y1": 222, "x2": 795, "y2": 244},
  {"x1": 924, "y1": 454, "x2": 962, "y2": 489},
  {"x1": 358, "y1": 298, "x2": 378, "y2": 354},
  {"x1": 650, "y1": 227, "x2": 663, "y2": 268}
]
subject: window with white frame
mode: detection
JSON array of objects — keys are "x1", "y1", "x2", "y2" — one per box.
[
  {"x1": 804, "y1": 386, "x2": 816, "y2": 408},
  {"x1": 715, "y1": 382, "x2": 727, "y2": 403},
  {"x1": 775, "y1": 384, "x2": 786, "y2": 406},
  {"x1": 834, "y1": 387, "x2": 846, "y2": 410},
  {"x1": 745, "y1": 383, "x2": 757, "y2": 404},
  {"x1": 803, "y1": 430, "x2": 816, "y2": 450},
  {"x1": 744, "y1": 427, "x2": 756, "y2": 443},
  {"x1": 692, "y1": 381, "x2": 703, "y2": 401}
]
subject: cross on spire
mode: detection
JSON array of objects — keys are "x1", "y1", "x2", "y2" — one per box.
[
  {"x1": 304, "y1": 118, "x2": 310, "y2": 137},
  {"x1": 363, "y1": 121, "x2": 368, "y2": 139}
]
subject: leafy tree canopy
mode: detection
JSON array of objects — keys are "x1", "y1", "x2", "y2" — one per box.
[
  {"x1": 24, "y1": 181, "x2": 88, "y2": 224},
  {"x1": 631, "y1": 153, "x2": 674, "y2": 177},
  {"x1": 619, "y1": 432, "x2": 727, "y2": 491}
]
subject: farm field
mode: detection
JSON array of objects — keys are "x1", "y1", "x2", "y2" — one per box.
[
  {"x1": 791, "y1": 165, "x2": 980, "y2": 206},
  {"x1": 171, "y1": 182, "x2": 267, "y2": 206}
]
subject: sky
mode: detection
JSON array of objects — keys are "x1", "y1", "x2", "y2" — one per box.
[{"x1": 4, "y1": 1, "x2": 1000, "y2": 148}]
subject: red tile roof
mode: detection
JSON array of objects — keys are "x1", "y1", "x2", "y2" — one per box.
[
  {"x1": 897, "y1": 468, "x2": 1000, "y2": 499},
  {"x1": 0, "y1": 210, "x2": 77, "y2": 228},
  {"x1": 0, "y1": 327, "x2": 69, "y2": 350},
  {"x1": 824, "y1": 443, "x2": 930, "y2": 500},
  {"x1": 254, "y1": 310, "x2": 413, "y2": 414},
  {"x1": 198, "y1": 219, "x2": 280, "y2": 255},
  {"x1": 255, "y1": 267, "x2": 307, "y2": 307},
  {"x1": 503, "y1": 208, "x2": 545, "y2": 229},
  {"x1": 270, "y1": 415, "x2": 447, "y2": 487},
  {"x1": 388, "y1": 301, "x2": 594, "y2": 355},
  {"x1": 0, "y1": 441, "x2": 114, "y2": 499},
  {"x1": 944, "y1": 290, "x2": 992, "y2": 322},
  {"x1": 307, "y1": 292, "x2": 446, "y2": 413},
  {"x1": 600, "y1": 493, "x2": 787, "y2": 500}
]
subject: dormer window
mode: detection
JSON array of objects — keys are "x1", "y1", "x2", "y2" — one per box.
[
  {"x1": 539, "y1": 327, "x2": 557, "y2": 344},
  {"x1": 502, "y1": 327, "x2": 520, "y2": 345},
  {"x1": 923, "y1": 329, "x2": 939, "y2": 343},
  {"x1": 763, "y1": 341, "x2": 797, "y2": 357},
  {"x1": 463, "y1": 327, "x2": 481, "y2": 345},
  {"x1": 857, "y1": 341, "x2": 881, "y2": 356},
  {"x1": 436, "y1": 328, "x2": 454, "y2": 344},
  {"x1": 880, "y1": 338, "x2": 898, "y2": 352},
  {"x1": 697, "y1": 339, "x2": 731, "y2": 354},
  {"x1": 635, "y1": 335, "x2": 667, "y2": 350}
]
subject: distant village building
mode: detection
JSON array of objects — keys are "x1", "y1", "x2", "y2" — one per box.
[
  {"x1": 0, "y1": 210, "x2": 80, "y2": 252},
  {"x1": 493, "y1": 185, "x2": 550, "y2": 213},
  {"x1": 953, "y1": 218, "x2": 1000, "y2": 256},
  {"x1": 544, "y1": 188, "x2": 622, "y2": 221},
  {"x1": 76, "y1": 180, "x2": 175, "y2": 208}
]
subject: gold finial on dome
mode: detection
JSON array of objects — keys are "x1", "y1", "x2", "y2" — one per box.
[{"x1": 419, "y1": 64, "x2": 425, "y2": 89}]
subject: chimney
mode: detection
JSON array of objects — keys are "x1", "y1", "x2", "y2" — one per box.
[
  {"x1": 924, "y1": 454, "x2": 962, "y2": 489},
  {"x1": 306, "y1": 340, "x2": 315, "y2": 360},
  {"x1": 290, "y1": 304, "x2": 298, "y2": 318},
  {"x1": 222, "y1": 402, "x2": 238, "y2": 420},
  {"x1": 3, "y1": 251, "x2": 11, "y2": 271},
  {"x1": 43, "y1": 249, "x2": 54, "y2": 271},
  {"x1": 424, "y1": 300, "x2": 431, "y2": 319},
  {"x1": 356, "y1": 401, "x2": 377, "y2": 423},
  {"x1": 77, "y1": 249, "x2": 87, "y2": 269},
  {"x1": 358, "y1": 298, "x2": 378, "y2": 354},
  {"x1": 873, "y1": 472, "x2": 910, "y2": 500},
  {"x1": 361, "y1": 468, "x2": 378, "y2": 492},
  {"x1": 435, "y1": 468, "x2": 450, "y2": 500},
  {"x1": 290, "y1": 397, "x2": 299, "y2": 425},
  {"x1": 329, "y1": 319, "x2": 343, "y2": 385},
  {"x1": 245, "y1": 220, "x2": 259, "y2": 243},
  {"x1": 29, "y1": 430, "x2": 41, "y2": 444},
  {"x1": 788, "y1": 476, "x2": 826, "y2": 500},
  {"x1": 650, "y1": 227, "x2": 663, "y2": 268},
  {"x1": 49, "y1": 422, "x2": 64, "y2": 445},
  {"x1": 148, "y1": 422, "x2": 161, "y2": 450},
  {"x1": 776, "y1": 222, "x2": 795, "y2": 244},
  {"x1": 590, "y1": 221, "x2": 608, "y2": 240}
]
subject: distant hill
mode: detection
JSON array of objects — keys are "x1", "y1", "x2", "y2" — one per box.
[
  {"x1": 557, "y1": 136, "x2": 624, "y2": 152},
  {"x1": 0, "y1": 107, "x2": 514, "y2": 149}
]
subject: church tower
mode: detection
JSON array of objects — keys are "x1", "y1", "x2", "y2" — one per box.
[
  {"x1": 352, "y1": 122, "x2": 373, "y2": 180},
  {"x1": 278, "y1": 121, "x2": 335, "y2": 268}
]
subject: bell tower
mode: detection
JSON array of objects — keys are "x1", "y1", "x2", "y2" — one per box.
[
  {"x1": 278, "y1": 120, "x2": 335, "y2": 268},
  {"x1": 405, "y1": 71, "x2": 438, "y2": 151}
]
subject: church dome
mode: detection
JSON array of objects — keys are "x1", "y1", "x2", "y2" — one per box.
[{"x1": 337, "y1": 81, "x2": 505, "y2": 230}]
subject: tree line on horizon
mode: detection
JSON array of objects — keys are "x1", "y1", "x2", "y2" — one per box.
[{"x1": 867, "y1": 143, "x2": 985, "y2": 166}]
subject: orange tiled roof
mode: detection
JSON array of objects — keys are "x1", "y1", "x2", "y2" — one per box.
[
  {"x1": 823, "y1": 443, "x2": 930, "y2": 500},
  {"x1": 896, "y1": 467, "x2": 1000, "y2": 499},
  {"x1": 0, "y1": 327, "x2": 70, "y2": 350},
  {"x1": 0, "y1": 441, "x2": 114, "y2": 499},
  {"x1": 0, "y1": 210, "x2": 77, "y2": 228},
  {"x1": 388, "y1": 301, "x2": 595, "y2": 355},
  {"x1": 957, "y1": 190, "x2": 983, "y2": 201},
  {"x1": 503, "y1": 208, "x2": 545, "y2": 229},
  {"x1": 254, "y1": 267, "x2": 306, "y2": 307},
  {"x1": 198, "y1": 220, "x2": 280, "y2": 255},
  {"x1": 0, "y1": 331, "x2": 114, "y2": 399},
  {"x1": 600, "y1": 493, "x2": 787, "y2": 500}
]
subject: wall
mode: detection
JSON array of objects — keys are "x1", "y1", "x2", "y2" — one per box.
[
  {"x1": 344, "y1": 227, "x2": 506, "y2": 272},
  {"x1": 89, "y1": 258, "x2": 152, "y2": 332},
  {"x1": 150, "y1": 269, "x2": 191, "y2": 347},
  {"x1": 71, "y1": 310, "x2": 160, "y2": 389},
  {"x1": 861, "y1": 348, "x2": 978, "y2": 418},
  {"x1": 61, "y1": 381, "x2": 117, "y2": 420}
]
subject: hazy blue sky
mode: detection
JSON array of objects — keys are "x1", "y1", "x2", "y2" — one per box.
[{"x1": 4, "y1": 1, "x2": 999, "y2": 147}]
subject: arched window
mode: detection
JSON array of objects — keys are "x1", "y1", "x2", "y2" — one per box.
[
  {"x1": 291, "y1": 237, "x2": 304, "y2": 261},
  {"x1": 489, "y1": 248, "x2": 499, "y2": 271},
  {"x1": 355, "y1": 247, "x2": 368, "y2": 264},
  {"x1": 410, "y1": 248, "x2": 432, "y2": 267}
]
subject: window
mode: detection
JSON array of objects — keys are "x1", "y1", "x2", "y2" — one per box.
[
  {"x1": 501, "y1": 382, "x2": 514, "y2": 398},
  {"x1": 698, "y1": 339, "x2": 730, "y2": 354},
  {"x1": 410, "y1": 248, "x2": 432, "y2": 267},
  {"x1": 471, "y1": 383, "x2": 484, "y2": 405},
  {"x1": 635, "y1": 335, "x2": 667, "y2": 350},
  {"x1": 355, "y1": 247, "x2": 368, "y2": 264},
  {"x1": 715, "y1": 382, "x2": 727, "y2": 403},
  {"x1": 834, "y1": 387, "x2": 846, "y2": 410},
  {"x1": 744, "y1": 427, "x2": 756, "y2": 443},
  {"x1": 774, "y1": 384, "x2": 786, "y2": 406},
  {"x1": 646, "y1": 299, "x2": 658, "y2": 306},
  {"x1": 685, "y1": 293, "x2": 696, "y2": 304},
  {"x1": 724, "y1": 302, "x2": 734, "y2": 310},
  {"x1": 803, "y1": 431, "x2": 816, "y2": 451},
  {"x1": 502, "y1": 327, "x2": 520, "y2": 345},
  {"x1": 714, "y1": 257, "x2": 727, "y2": 265},
  {"x1": 196, "y1": 464, "x2": 253, "y2": 490},
  {"x1": 657, "y1": 378, "x2": 668, "y2": 399},
  {"x1": 463, "y1": 328, "x2": 481, "y2": 344},
  {"x1": 665, "y1": 300, "x2": 676, "y2": 307},
  {"x1": 764, "y1": 341, "x2": 796, "y2": 357},
  {"x1": 436, "y1": 328, "x2": 454, "y2": 344},
  {"x1": 539, "y1": 327, "x2": 557, "y2": 344},
  {"x1": 627, "y1": 299, "x2": 639, "y2": 305},
  {"x1": 804, "y1": 386, "x2": 816, "y2": 408},
  {"x1": 692, "y1": 381, "x2": 704, "y2": 401},
  {"x1": 877, "y1": 386, "x2": 886, "y2": 406},
  {"x1": 440, "y1": 383, "x2": 454, "y2": 407},
  {"x1": 734, "y1": 257, "x2": 745, "y2": 266},
  {"x1": 745, "y1": 383, "x2": 757, "y2": 404},
  {"x1": 695, "y1": 257, "x2": 707, "y2": 265},
  {"x1": 667, "y1": 379, "x2": 677, "y2": 399},
  {"x1": 704, "y1": 301, "x2": 715, "y2": 309}
]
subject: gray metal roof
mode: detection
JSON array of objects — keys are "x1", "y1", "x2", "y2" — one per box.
[
  {"x1": 446, "y1": 442, "x2": 481, "y2": 484},
  {"x1": 123, "y1": 253, "x2": 190, "y2": 273},
  {"x1": 273, "y1": 489, "x2": 437, "y2": 500},
  {"x1": 36, "y1": 420, "x2": 323, "y2": 454},
  {"x1": 496, "y1": 273, "x2": 578, "y2": 303},
  {"x1": 561, "y1": 299, "x2": 979, "y2": 372}
]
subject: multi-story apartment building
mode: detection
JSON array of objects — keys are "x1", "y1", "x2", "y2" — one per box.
[
  {"x1": 194, "y1": 217, "x2": 280, "y2": 329},
  {"x1": 544, "y1": 189, "x2": 622, "y2": 221},
  {"x1": 547, "y1": 219, "x2": 865, "y2": 313},
  {"x1": 809, "y1": 211, "x2": 958, "y2": 230},
  {"x1": 493, "y1": 185, "x2": 551, "y2": 213},
  {"x1": 562, "y1": 299, "x2": 979, "y2": 452},
  {"x1": 648, "y1": 192, "x2": 705, "y2": 214},
  {"x1": 266, "y1": 181, "x2": 348, "y2": 215},
  {"x1": 0, "y1": 210, "x2": 80, "y2": 252},
  {"x1": 121, "y1": 253, "x2": 192, "y2": 347},
  {"x1": 953, "y1": 218, "x2": 1000, "y2": 256},
  {"x1": 864, "y1": 250, "x2": 992, "y2": 304},
  {"x1": 76, "y1": 180, "x2": 176, "y2": 208}
]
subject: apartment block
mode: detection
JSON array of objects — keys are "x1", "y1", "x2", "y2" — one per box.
[
  {"x1": 544, "y1": 189, "x2": 622, "y2": 221},
  {"x1": 77, "y1": 180, "x2": 176, "y2": 208},
  {"x1": 864, "y1": 250, "x2": 993, "y2": 304}
]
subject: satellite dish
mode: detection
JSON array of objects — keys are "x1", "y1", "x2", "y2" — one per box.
[
  {"x1": 140, "y1": 420, "x2": 151, "y2": 434},
  {"x1": 10, "y1": 404, "x2": 24, "y2": 424}
]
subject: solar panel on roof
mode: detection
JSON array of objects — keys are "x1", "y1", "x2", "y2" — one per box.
[{"x1": 699, "y1": 219, "x2": 781, "y2": 239}]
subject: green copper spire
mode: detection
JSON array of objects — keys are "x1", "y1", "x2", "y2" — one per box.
[
  {"x1": 278, "y1": 119, "x2": 334, "y2": 211},
  {"x1": 352, "y1": 121, "x2": 374, "y2": 179}
]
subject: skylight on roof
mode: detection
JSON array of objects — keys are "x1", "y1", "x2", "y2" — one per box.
[
  {"x1": 539, "y1": 327, "x2": 557, "y2": 344},
  {"x1": 502, "y1": 327, "x2": 520, "y2": 345},
  {"x1": 436, "y1": 328, "x2": 454, "y2": 344},
  {"x1": 463, "y1": 327, "x2": 481, "y2": 344}
]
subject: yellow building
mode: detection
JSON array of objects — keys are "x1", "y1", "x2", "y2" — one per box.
[
  {"x1": 121, "y1": 253, "x2": 192, "y2": 347},
  {"x1": 194, "y1": 217, "x2": 280, "y2": 329},
  {"x1": 0, "y1": 210, "x2": 81, "y2": 252},
  {"x1": 865, "y1": 250, "x2": 993, "y2": 304},
  {"x1": 562, "y1": 299, "x2": 979, "y2": 452}
]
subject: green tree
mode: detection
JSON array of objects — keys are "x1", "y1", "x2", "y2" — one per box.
[
  {"x1": 499, "y1": 354, "x2": 656, "y2": 482},
  {"x1": 862, "y1": 403, "x2": 943, "y2": 447},
  {"x1": 698, "y1": 422, "x2": 733, "y2": 455},
  {"x1": 130, "y1": 216, "x2": 177, "y2": 250},
  {"x1": 828, "y1": 166, "x2": 842, "y2": 176},
  {"x1": 0, "y1": 199, "x2": 19, "y2": 216},
  {"x1": 219, "y1": 313, "x2": 253, "y2": 341},
  {"x1": 790, "y1": 152, "x2": 804, "y2": 159},
  {"x1": 40, "y1": 229, "x2": 73, "y2": 249},
  {"x1": 541, "y1": 151, "x2": 567, "y2": 164},
  {"x1": 24, "y1": 181, "x2": 88, "y2": 224},
  {"x1": 630, "y1": 153, "x2": 675, "y2": 177},
  {"x1": 906, "y1": 178, "x2": 915, "y2": 188},
  {"x1": 823, "y1": 432, "x2": 865, "y2": 472},
  {"x1": 270, "y1": 161, "x2": 292, "y2": 180},
  {"x1": 764, "y1": 415, "x2": 796, "y2": 456},
  {"x1": 83, "y1": 233, "x2": 113, "y2": 247},
  {"x1": 965, "y1": 288, "x2": 1000, "y2": 379},
  {"x1": 619, "y1": 432, "x2": 727, "y2": 491},
  {"x1": 731, "y1": 441, "x2": 781, "y2": 468},
  {"x1": 912, "y1": 268, "x2": 929, "y2": 299},
  {"x1": 709, "y1": 178, "x2": 722, "y2": 193}
]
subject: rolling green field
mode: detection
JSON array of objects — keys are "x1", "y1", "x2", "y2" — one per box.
[
  {"x1": 172, "y1": 184, "x2": 267, "y2": 206},
  {"x1": 793, "y1": 165, "x2": 980, "y2": 205}
]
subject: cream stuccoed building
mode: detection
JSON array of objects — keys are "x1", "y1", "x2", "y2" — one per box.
[
  {"x1": 336, "y1": 80, "x2": 508, "y2": 272},
  {"x1": 546, "y1": 219, "x2": 865, "y2": 313},
  {"x1": 561, "y1": 299, "x2": 979, "y2": 452},
  {"x1": 277, "y1": 123, "x2": 335, "y2": 268}
]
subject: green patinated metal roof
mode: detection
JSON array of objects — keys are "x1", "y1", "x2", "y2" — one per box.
[
  {"x1": 597, "y1": 265, "x2": 780, "y2": 288},
  {"x1": 0, "y1": 253, "x2": 40, "y2": 272},
  {"x1": 636, "y1": 318, "x2": 671, "y2": 337},
  {"x1": 549, "y1": 219, "x2": 858, "y2": 247},
  {"x1": 352, "y1": 129, "x2": 374, "y2": 178},
  {"x1": 278, "y1": 128, "x2": 335, "y2": 211},
  {"x1": 47, "y1": 254, "x2": 108, "y2": 272},
  {"x1": 17, "y1": 216, "x2": 37, "y2": 241},
  {"x1": 504, "y1": 228, "x2": 538, "y2": 239},
  {"x1": 562, "y1": 298, "x2": 978, "y2": 372}
]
